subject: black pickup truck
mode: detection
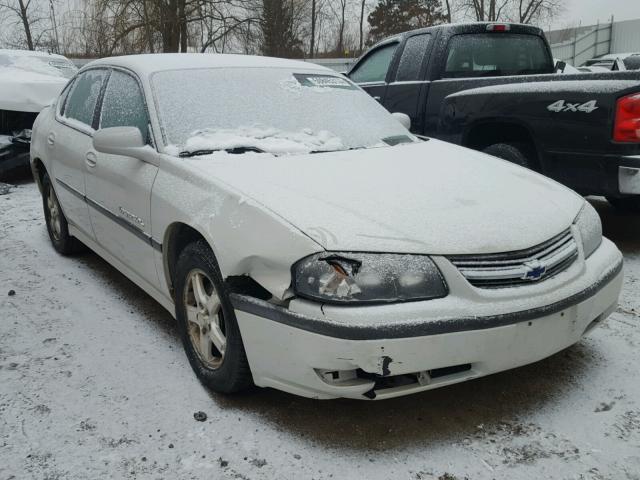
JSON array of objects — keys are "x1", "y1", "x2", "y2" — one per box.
[{"x1": 346, "y1": 22, "x2": 640, "y2": 211}]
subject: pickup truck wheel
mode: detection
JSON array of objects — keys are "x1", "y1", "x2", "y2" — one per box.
[
  {"x1": 41, "y1": 172, "x2": 84, "y2": 255},
  {"x1": 483, "y1": 143, "x2": 533, "y2": 169},
  {"x1": 174, "y1": 240, "x2": 252, "y2": 393},
  {"x1": 606, "y1": 196, "x2": 640, "y2": 213}
]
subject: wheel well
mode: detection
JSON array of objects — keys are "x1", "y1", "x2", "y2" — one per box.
[
  {"x1": 464, "y1": 122, "x2": 540, "y2": 170},
  {"x1": 163, "y1": 223, "x2": 208, "y2": 300},
  {"x1": 31, "y1": 158, "x2": 46, "y2": 192}
]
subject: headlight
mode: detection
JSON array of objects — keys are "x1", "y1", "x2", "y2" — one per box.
[
  {"x1": 292, "y1": 252, "x2": 448, "y2": 305},
  {"x1": 574, "y1": 202, "x2": 602, "y2": 258}
]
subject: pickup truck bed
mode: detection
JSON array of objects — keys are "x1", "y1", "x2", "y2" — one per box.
[{"x1": 347, "y1": 23, "x2": 640, "y2": 211}]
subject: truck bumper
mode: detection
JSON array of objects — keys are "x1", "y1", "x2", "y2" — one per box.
[
  {"x1": 545, "y1": 151, "x2": 640, "y2": 197},
  {"x1": 231, "y1": 243, "x2": 623, "y2": 400}
]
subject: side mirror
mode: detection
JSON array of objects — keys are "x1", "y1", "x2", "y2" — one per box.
[
  {"x1": 392, "y1": 112, "x2": 411, "y2": 130},
  {"x1": 93, "y1": 126, "x2": 157, "y2": 164},
  {"x1": 612, "y1": 58, "x2": 626, "y2": 71},
  {"x1": 554, "y1": 60, "x2": 567, "y2": 74}
]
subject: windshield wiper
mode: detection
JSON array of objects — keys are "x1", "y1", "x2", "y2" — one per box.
[{"x1": 179, "y1": 146, "x2": 265, "y2": 157}]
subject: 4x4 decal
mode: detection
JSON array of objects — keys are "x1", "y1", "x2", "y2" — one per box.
[{"x1": 547, "y1": 100, "x2": 598, "y2": 113}]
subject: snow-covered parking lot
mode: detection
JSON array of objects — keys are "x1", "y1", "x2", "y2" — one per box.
[{"x1": 1, "y1": 176, "x2": 639, "y2": 480}]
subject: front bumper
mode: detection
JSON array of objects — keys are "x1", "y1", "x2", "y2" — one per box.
[{"x1": 232, "y1": 239, "x2": 623, "y2": 400}]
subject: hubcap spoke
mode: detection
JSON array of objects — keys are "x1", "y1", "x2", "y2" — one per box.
[
  {"x1": 208, "y1": 321, "x2": 226, "y2": 354},
  {"x1": 198, "y1": 328, "x2": 214, "y2": 363},
  {"x1": 205, "y1": 292, "x2": 220, "y2": 316},
  {"x1": 185, "y1": 305, "x2": 201, "y2": 327},
  {"x1": 192, "y1": 273, "x2": 209, "y2": 310}
]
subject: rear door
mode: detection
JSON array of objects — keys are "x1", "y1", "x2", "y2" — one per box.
[
  {"x1": 348, "y1": 41, "x2": 399, "y2": 105},
  {"x1": 383, "y1": 33, "x2": 433, "y2": 134},
  {"x1": 51, "y1": 68, "x2": 109, "y2": 239},
  {"x1": 85, "y1": 68, "x2": 160, "y2": 287}
]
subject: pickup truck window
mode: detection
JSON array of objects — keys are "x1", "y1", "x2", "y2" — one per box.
[
  {"x1": 395, "y1": 34, "x2": 430, "y2": 82},
  {"x1": 443, "y1": 34, "x2": 552, "y2": 78},
  {"x1": 349, "y1": 43, "x2": 398, "y2": 83}
]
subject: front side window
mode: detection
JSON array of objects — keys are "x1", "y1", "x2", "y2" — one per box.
[
  {"x1": 443, "y1": 34, "x2": 553, "y2": 78},
  {"x1": 100, "y1": 70, "x2": 150, "y2": 142},
  {"x1": 64, "y1": 69, "x2": 108, "y2": 127},
  {"x1": 395, "y1": 34, "x2": 430, "y2": 82},
  {"x1": 349, "y1": 43, "x2": 398, "y2": 83}
]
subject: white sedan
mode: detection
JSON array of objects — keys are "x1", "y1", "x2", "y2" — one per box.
[{"x1": 30, "y1": 54, "x2": 623, "y2": 400}]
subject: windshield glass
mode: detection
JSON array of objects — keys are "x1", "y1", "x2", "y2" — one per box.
[
  {"x1": 151, "y1": 67, "x2": 415, "y2": 156},
  {"x1": 0, "y1": 53, "x2": 77, "y2": 79},
  {"x1": 444, "y1": 34, "x2": 552, "y2": 78}
]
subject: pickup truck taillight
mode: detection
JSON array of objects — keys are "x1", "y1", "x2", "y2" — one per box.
[{"x1": 614, "y1": 93, "x2": 640, "y2": 142}]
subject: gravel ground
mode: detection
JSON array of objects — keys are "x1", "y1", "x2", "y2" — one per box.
[{"x1": 1, "y1": 176, "x2": 639, "y2": 480}]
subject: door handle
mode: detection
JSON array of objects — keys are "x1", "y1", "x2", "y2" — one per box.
[
  {"x1": 85, "y1": 151, "x2": 97, "y2": 168},
  {"x1": 373, "y1": 96, "x2": 381, "y2": 102},
  {"x1": 47, "y1": 133, "x2": 55, "y2": 145}
]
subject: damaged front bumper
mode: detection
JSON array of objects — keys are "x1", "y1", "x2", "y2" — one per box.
[{"x1": 232, "y1": 239, "x2": 623, "y2": 400}]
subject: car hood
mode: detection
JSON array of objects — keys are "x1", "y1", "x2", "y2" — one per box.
[
  {"x1": 189, "y1": 139, "x2": 585, "y2": 255},
  {"x1": 0, "y1": 68, "x2": 68, "y2": 112}
]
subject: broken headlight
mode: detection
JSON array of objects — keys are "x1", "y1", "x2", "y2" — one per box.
[
  {"x1": 574, "y1": 202, "x2": 602, "y2": 259},
  {"x1": 292, "y1": 252, "x2": 448, "y2": 305}
]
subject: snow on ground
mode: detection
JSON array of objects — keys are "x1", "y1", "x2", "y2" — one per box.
[{"x1": 1, "y1": 178, "x2": 639, "y2": 480}]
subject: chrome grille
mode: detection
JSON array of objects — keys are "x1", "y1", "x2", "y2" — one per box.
[{"x1": 448, "y1": 229, "x2": 578, "y2": 289}]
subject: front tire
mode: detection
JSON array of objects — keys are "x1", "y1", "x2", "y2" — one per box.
[
  {"x1": 41, "y1": 172, "x2": 84, "y2": 255},
  {"x1": 174, "y1": 240, "x2": 252, "y2": 393},
  {"x1": 606, "y1": 196, "x2": 640, "y2": 213},
  {"x1": 483, "y1": 143, "x2": 533, "y2": 170}
]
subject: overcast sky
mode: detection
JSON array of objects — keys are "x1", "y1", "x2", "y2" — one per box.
[{"x1": 548, "y1": 0, "x2": 639, "y2": 29}]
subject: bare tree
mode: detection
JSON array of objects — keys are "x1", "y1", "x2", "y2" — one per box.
[{"x1": 0, "y1": 0, "x2": 54, "y2": 50}]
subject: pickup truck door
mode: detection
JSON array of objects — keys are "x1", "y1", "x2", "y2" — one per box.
[
  {"x1": 382, "y1": 33, "x2": 433, "y2": 134},
  {"x1": 51, "y1": 68, "x2": 110, "y2": 239},
  {"x1": 348, "y1": 41, "x2": 399, "y2": 105},
  {"x1": 84, "y1": 69, "x2": 160, "y2": 287}
]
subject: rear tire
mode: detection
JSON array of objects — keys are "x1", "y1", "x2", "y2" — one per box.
[
  {"x1": 606, "y1": 196, "x2": 640, "y2": 213},
  {"x1": 483, "y1": 143, "x2": 533, "y2": 170},
  {"x1": 174, "y1": 240, "x2": 253, "y2": 394},
  {"x1": 41, "y1": 172, "x2": 85, "y2": 255}
]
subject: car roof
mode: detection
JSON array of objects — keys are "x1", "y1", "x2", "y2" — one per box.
[{"x1": 84, "y1": 53, "x2": 331, "y2": 77}]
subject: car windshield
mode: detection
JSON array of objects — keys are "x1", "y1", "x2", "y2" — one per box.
[
  {"x1": 0, "y1": 53, "x2": 77, "y2": 79},
  {"x1": 444, "y1": 33, "x2": 553, "y2": 78},
  {"x1": 151, "y1": 67, "x2": 415, "y2": 156}
]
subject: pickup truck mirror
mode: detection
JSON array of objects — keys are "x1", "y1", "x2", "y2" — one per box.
[
  {"x1": 554, "y1": 60, "x2": 567, "y2": 74},
  {"x1": 611, "y1": 58, "x2": 626, "y2": 71},
  {"x1": 392, "y1": 112, "x2": 411, "y2": 130},
  {"x1": 93, "y1": 126, "x2": 157, "y2": 164}
]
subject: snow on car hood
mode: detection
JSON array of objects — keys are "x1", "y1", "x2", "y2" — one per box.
[
  {"x1": 185, "y1": 139, "x2": 585, "y2": 255},
  {"x1": 0, "y1": 67, "x2": 68, "y2": 112}
]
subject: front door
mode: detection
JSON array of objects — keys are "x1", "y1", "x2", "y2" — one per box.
[{"x1": 85, "y1": 69, "x2": 160, "y2": 287}]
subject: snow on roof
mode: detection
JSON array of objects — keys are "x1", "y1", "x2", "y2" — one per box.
[
  {"x1": 0, "y1": 49, "x2": 68, "y2": 61},
  {"x1": 85, "y1": 53, "x2": 331, "y2": 77}
]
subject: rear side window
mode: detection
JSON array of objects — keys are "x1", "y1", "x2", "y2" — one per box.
[
  {"x1": 443, "y1": 34, "x2": 552, "y2": 78},
  {"x1": 99, "y1": 70, "x2": 150, "y2": 142},
  {"x1": 395, "y1": 34, "x2": 430, "y2": 82},
  {"x1": 64, "y1": 69, "x2": 108, "y2": 127},
  {"x1": 349, "y1": 43, "x2": 398, "y2": 83}
]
